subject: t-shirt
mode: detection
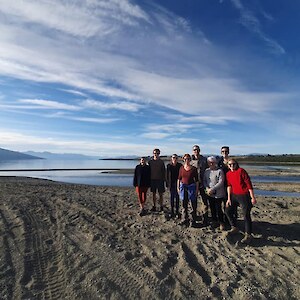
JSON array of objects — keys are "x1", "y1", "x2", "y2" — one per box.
[
  {"x1": 178, "y1": 166, "x2": 199, "y2": 185},
  {"x1": 149, "y1": 159, "x2": 166, "y2": 180},
  {"x1": 226, "y1": 168, "x2": 253, "y2": 195}
]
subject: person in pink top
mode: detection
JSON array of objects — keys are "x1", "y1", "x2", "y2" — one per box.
[{"x1": 225, "y1": 159, "x2": 257, "y2": 244}]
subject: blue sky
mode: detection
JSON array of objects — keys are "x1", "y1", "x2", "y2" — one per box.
[{"x1": 0, "y1": 0, "x2": 299, "y2": 157}]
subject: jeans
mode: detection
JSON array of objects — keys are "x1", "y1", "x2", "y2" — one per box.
[{"x1": 225, "y1": 193, "x2": 253, "y2": 234}]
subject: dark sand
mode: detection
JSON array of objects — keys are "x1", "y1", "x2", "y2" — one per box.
[{"x1": 0, "y1": 176, "x2": 299, "y2": 299}]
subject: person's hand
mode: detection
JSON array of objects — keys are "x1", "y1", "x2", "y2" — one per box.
[
  {"x1": 226, "y1": 199, "x2": 231, "y2": 207},
  {"x1": 251, "y1": 197, "x2": 257, "y2": 205}
]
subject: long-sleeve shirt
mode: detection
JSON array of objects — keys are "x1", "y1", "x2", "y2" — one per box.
[
  {"x1": 133, "y1": 164, "x2": 151, "y2": 187},
  {"x1": 203, "y1": 168, "x2": 225, "y2": 198},
  {"x1": 226, "y1": 168, "x2": 253, "y2": 195},
  {"x1": 178, "y1": 166, "x2": 199, "y2": 185},
  {"x1": 166, "y1": 162, "x2": 182, "y2": 188}
]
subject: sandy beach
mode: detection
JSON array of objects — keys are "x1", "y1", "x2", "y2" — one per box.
[{"x1": 0, "y1": 176, "x2": 299, "y2": 299}]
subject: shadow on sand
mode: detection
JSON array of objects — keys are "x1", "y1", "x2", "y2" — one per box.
[{"x1": 226, "y1": 220, "x2": 300, "y2": 247}]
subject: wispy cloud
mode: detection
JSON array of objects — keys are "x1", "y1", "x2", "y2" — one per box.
[
  {"x1": 82, "y1": 99, "x2": 142, "y2": 112},
  {"x1": 230, "y1": 0, "x2": 285, "y2": 55},
  {"x1": 19, "y1": 99, "x2": 80, "y2": 110}
]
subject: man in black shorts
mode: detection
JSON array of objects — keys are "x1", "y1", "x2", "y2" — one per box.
[{"x1": 149, "y1": 148, "x2": 166, "y2": 212}]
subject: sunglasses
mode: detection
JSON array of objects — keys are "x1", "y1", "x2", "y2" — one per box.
[
  {"x1": 221, "y1": 150, "x2": 229, "y2": 153},
  {"x1": 153, "y1": 152, "x2": 159, "y2": 155},
  {"x1": 193, "y1": 148, "x2": 199, "y2": 151},
  {"x1": 228, "y1": 163, "x2": 236, "y2": 166}
]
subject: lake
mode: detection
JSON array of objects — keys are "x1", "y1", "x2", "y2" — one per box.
[{"x1": 0, "y1": 159, "x2": 299, "y2": 197}]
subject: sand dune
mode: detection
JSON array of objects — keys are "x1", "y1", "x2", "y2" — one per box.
[{"x1": 0, "y1": 176, "x2": 299, "y2": 299}]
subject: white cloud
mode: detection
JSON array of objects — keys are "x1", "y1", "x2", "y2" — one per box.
[
  {"x1": 82, "y1": 99, "x2": 142, "y2": 112},
  {"x1": 19, "y1": 99, "x2": 80, "y2": 110},
  {"x1": 230, "y1": 0, "x2": 285, "y2": 55},
  {"x1": 0, "y1": 0, "x2": 149, "y2": 38}
]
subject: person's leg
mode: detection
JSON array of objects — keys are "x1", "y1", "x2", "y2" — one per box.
[
  {"x1": 207, "y1": 196, "x2": 217, "y2": 222},
  {"x1": 216, "y1": 198, "x2": 224, "y2": 225},
  {"x1": 225, "y1": 201, "x2": 237, "y2": 228},
  {"x1": 191, "y1": 198, "x2": 197, "y2": 224},
  {"x1": 150, "y1": 180, "x2": 157, "y2": 210},
  {"x1": 200, "y1": 187, "x2": 209, "y2": 225},
  {"x1": 180, "y1": 189, "x2": 189, "y2": 224},
  {"x1": 141, "y1": 187, "x2": 148, "y2": 209},
  {"x1": 237, "y1": 195, "x2": 252, "y2": 234},
  {"x1": 135, "y1": 186, "x2": 143, "y2": 209},
  {"x1": 170, "y1": 186, "x2": 175, "y2": 214},
  {"x1": 158, "y1": 180, "x2": 165, "y2": 211},
  {"x1": 175, "y1": 189, "x2": 180, "y2": 216}
]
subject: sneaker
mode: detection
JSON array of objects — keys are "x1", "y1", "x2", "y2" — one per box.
[
  {"x1": 139, "y1": 209, "x2": 146, "y2": 216},
  {"x1": 226, "y1": 226, "x2": 239, "y2": 236},
  {"x1": 179, "y1": 219, "x2": 189, "y2": 226},
  {"x1": 240, "y1": 233, "x2": 253, "y2": 244},
  {"x1": 170, "y1": 211, "x2": 175, "y2": 218},
  {"x1": 150, "y1": 206, "x2": 156, "y2": 212},
  {"x1": 219, "y1": 223, "x2": 225, "y2": 231},
  {"x1": 191, "y1": 220, "x2": 197, "y2": 228}
]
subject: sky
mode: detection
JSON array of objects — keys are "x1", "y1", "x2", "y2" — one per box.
[{"x1": 0, "y1": 0, "x2": 299, "y2": 157}]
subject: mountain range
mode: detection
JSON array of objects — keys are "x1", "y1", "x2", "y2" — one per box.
[{"x1": 0, "y1": 148, "x2": 42, "y2": 160}]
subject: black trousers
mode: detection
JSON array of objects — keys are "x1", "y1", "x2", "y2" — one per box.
[
  {"x1": 225, "y1": 193, "x2": 253, "y2": 234},
  {"x1": 206, "y1": 196, "x2": 224, "y2": 224}
]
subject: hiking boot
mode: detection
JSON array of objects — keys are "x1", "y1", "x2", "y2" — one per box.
[
  {"x1": 150, "y1": 206, "x2": 156, "y2": 212},
  {"x1": 240, "y1": 233, "x2": 253, "y2": 244},
  {"x1": 219, "y1": 223, "x2": 225, "y2": 231},
  {"x1": 170, "y1": 211, "x2": 175, "y2": 218},
  {"x1": 226, "y1": 226, "x2": 239, "y2": 236},
  {"x1": 139, "y1": 209, "x2": 146, "y2": 217},
  {"x1": 179, "y1": 219, "x2": 189, "y2": 226},
  {"x1": 159, "y1": 206, "x2": 164, "y2": 212},
  {"x1": 190, "y1": 220, "x2": 197, "y2": 228}
]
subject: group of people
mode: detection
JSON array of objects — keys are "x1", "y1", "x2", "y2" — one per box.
[{"x1": 133, "y1": 145, "x2": 257, "y2": 244}]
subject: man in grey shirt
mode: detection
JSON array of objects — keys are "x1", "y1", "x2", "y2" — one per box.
[
  {"x1": 190, "y1": 145, "x2": 209, "y2": 225},
  {"x1": 148, "y1": 148, "x2": 166, "y2": 212}
]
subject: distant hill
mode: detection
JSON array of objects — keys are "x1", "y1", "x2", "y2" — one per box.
[
  {"x1": 24, "y1": 151, "x2": 100, "y2": 160},
  {"x1": 0, "y1": 148, "x2": 42, "y2": 161}
]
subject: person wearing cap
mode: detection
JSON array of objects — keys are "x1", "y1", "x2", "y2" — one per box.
[
  {"x1": 177, "y1": 153, "x2": 199, "y2": 227},
  {"x1": 133, "y1": 157, "x2": 151, "y2": 216},
  {"x1": 190, "y1": 145, "x2": 209, "y2": 225},
  {"x1": 148, "y1": 148, "x2": 166, "y2": 212},
  {"x1": 203, "y1": 156, "x2": 226, "y2": 230},
  {"x1": 166, "y1": 154, "x2": 182, "y2": 218}
]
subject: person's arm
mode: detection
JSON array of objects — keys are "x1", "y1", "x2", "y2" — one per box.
[
  {"x1": 133, "y1": 166, "x2": 138, "y2": 187},
  {"x1": 226, "y1": 185, "x2": 232, "y2": 207},
  {"x1": 249, "y1": 189, "x2": 257, "y2": 205}
]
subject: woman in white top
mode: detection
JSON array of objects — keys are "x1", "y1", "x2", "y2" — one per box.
[{"x1": 203, "y1": 156, "x2": 226, "y2": 230}]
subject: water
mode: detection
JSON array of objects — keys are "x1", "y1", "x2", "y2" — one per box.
[{"x1": 0, "y1": 159, "x2": 299, "y2": 197}]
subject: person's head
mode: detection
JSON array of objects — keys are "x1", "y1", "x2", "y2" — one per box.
[
  {"x1": 192, "y1": 145, "x2": 200, "y2": 156},
  {"x1": 207, "y1": 156, "x2": 217, "y2": 169},
  {"x1": 228, "y1": 158, "x2": 239, "y2": 171},
  {"x1": 140, "y1": 157, "x2": 146, "y2": 165},
  {"x1": 171, "y1": 154, "x2": 178, "y2": 164},
  {"x1": 221, "y1": 146, "x2": 230, "y2": 157},
  {"x1": 183, "y1": 153, "x2": 191, "y2": 164},
  {"x1": 153, "y1": 148, "x2": 160, "y2": 159}
]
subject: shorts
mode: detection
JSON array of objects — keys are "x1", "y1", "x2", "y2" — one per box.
[{"x1": 150, "y1": 179, "x2": 165, "y2": 193}]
